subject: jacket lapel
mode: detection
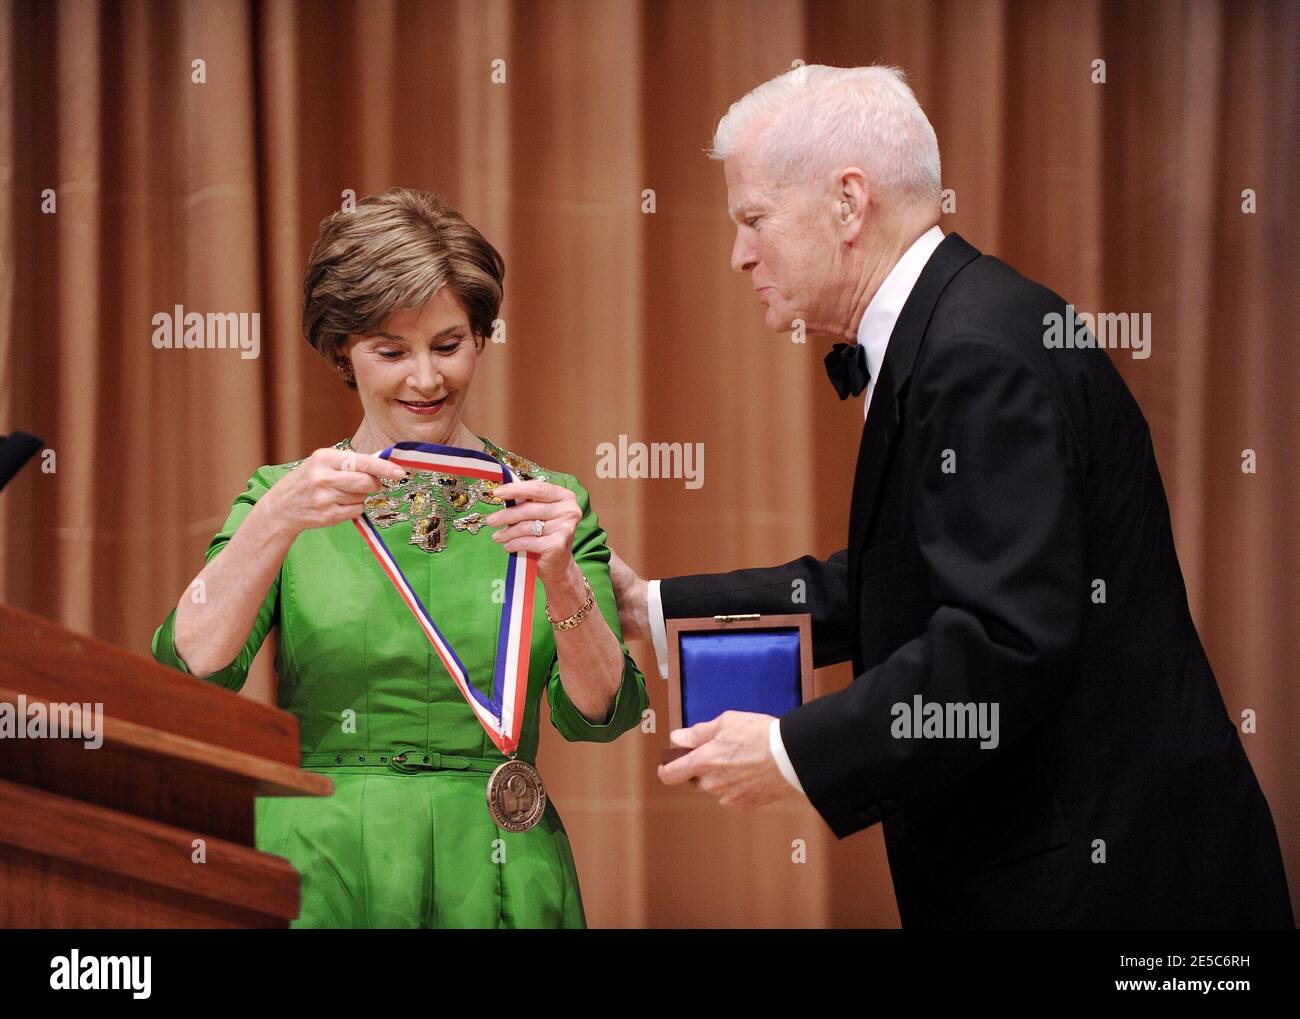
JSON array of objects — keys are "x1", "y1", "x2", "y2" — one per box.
[{"x1": 845, "y1": 232, "x2": 982, "y2": 637}]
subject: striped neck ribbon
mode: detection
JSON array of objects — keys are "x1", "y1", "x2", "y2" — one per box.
[{"x1": 351, "y1": 441, "x2": 538, "y2": 756}]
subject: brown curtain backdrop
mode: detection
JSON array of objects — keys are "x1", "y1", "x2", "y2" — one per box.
[{"x1": 2, "y1": 0, "x2": 1296, "y2": 927}]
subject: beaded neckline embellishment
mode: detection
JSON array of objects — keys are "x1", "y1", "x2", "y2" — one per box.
[{"x1": 313, "y1": 436, "x2": 549, "y2": 553}]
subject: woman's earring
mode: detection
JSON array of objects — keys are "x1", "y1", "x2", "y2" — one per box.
[{"x1": 335, "y1": 359, "x2": 355, "y2": 382}]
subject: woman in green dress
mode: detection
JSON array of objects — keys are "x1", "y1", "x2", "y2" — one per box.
[{"x1": 151, "y1": 187, "x2": 648, "y2": 928}]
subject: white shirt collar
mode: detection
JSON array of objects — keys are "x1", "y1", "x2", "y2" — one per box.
[{"x1": 856, "y1": 224, "x2": 945, "y2": 416}]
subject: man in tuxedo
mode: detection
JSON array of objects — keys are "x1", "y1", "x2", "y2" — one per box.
[{"x1": 611, "y1": 65, "x2": 1292, "y2": 927}]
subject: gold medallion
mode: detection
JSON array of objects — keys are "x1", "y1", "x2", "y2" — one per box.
[{"x1": 485, "y1": 758, "x2": 547, "y2": 832}]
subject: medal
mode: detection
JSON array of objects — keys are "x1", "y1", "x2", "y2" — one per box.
[
  {"x1": 485, "y1": 758, "x2": 547, "y2": 832},
  {"x1": 353, "y1": 441, "x2": 547, "y2": 829}
]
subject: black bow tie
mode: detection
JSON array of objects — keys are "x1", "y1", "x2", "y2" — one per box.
[{"x1": 824, "y1": 342, "x2": 870, "y2": 399}]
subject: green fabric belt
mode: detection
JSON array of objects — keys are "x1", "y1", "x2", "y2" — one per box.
[{"x1": 299, "y1": 749, "x2": 504, "y2": 775}]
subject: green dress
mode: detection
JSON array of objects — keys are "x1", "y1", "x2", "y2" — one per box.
[{"x1": 151, "y1": 435, "x2": 649, "y2": 928}]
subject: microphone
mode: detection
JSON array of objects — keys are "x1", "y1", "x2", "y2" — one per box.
[{"x1": 0, "y1": 431, "x2": 44, "y2": 493}]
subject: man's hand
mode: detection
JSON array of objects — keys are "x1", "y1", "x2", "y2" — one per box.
[
  {"x1": 608, "y1": 548, "x2": 651, "y2": 642},
  {"x1": 657, "y1": 710, "x2": 799, "y2": 809}
]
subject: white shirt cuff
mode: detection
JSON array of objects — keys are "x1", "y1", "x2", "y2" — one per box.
[
  {"x1": 646, "y1": 578, "x2": 670, "y2": 680},
  {"x1": 769, "y1": 717, "x2": 805, "y2": 794}
]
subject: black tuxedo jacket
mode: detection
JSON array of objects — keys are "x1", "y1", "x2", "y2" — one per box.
[{"x1": 660, "y1": 233, "x2": 1293, "y2": 928}]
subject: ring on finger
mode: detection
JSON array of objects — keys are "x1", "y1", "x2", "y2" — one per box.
[{"x1": 531, "y1": 519, "x2": 544, "y2": 537}]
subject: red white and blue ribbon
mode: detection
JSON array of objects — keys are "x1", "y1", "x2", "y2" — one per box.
[{"x1": 351, "y1": 441, "x2": 537, "y2": 756}]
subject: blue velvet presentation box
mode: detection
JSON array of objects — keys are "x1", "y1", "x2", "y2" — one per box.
[{"x1": 662, "y1": 613, "x2": 814, "y2": 764}]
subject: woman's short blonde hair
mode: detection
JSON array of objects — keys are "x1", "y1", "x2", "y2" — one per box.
[{"x1": 303, "y1": 187, "x2": 505, "y2": 387}]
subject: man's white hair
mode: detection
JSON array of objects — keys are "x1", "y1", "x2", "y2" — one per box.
[{"x1": 710, "y1": 64, "x2": 942, "y2": 205}]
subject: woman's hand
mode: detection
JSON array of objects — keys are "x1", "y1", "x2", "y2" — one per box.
[
  {"x1": 484, "y1": 479, "x2": 582, "y2": 586},
  {"x1": 172, "y1": 445, "x2": 403, "y2": 680},
  {"x1": 488, "y1": 479, "x2": 626, "y2": 724},
  {"x1": 258, "y1": 447, "x2": 408, "y2": 541}
]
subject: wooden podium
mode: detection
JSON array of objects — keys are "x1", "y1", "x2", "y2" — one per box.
[{"x1": 0, "y1": 602, "x2": 332, "y2": 928}]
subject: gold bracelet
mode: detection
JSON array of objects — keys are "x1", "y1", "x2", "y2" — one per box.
[{"x1": 546, "y1": 576, "x2": 595, "y2": 631}]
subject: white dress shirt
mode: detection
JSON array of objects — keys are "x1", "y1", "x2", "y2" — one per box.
[{"x1": 648, "y1": 224, "x2": 947, "y2": 795}]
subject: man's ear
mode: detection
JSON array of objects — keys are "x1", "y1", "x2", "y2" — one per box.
[{"x1": 834, "y1": 167, "x2": 871, "y2": 242}]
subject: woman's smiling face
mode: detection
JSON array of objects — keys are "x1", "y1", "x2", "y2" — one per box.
[{"x1": 343, "y1": 287, "x2": 481, "y2": 447}]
